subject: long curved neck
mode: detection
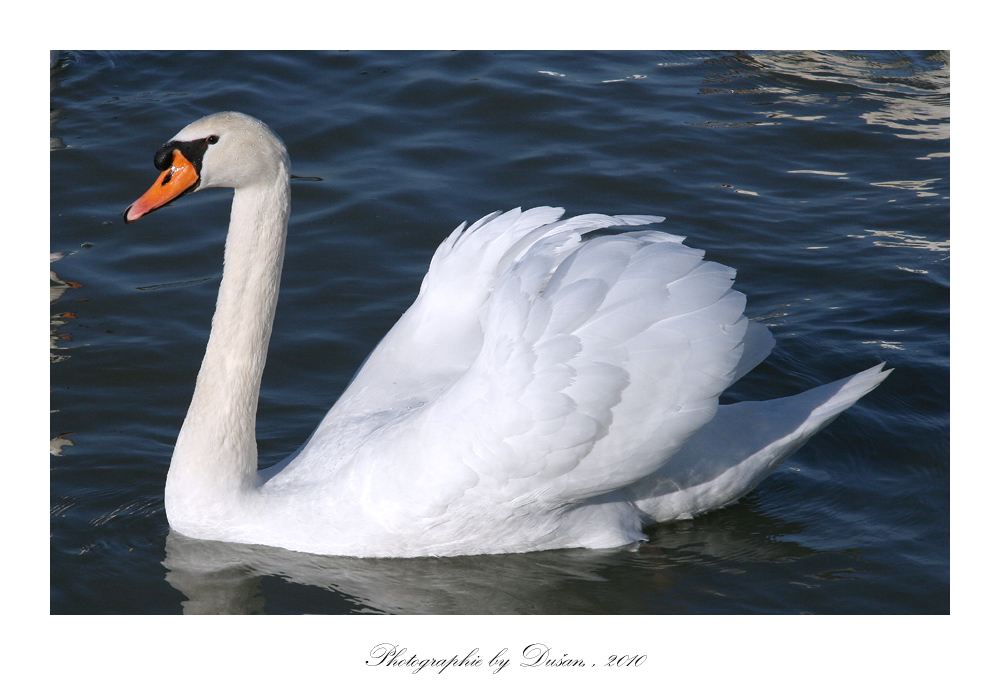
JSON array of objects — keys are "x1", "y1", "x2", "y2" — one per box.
[{"x1": 166, "y1": 171, "x2": 291, "y2": 522}]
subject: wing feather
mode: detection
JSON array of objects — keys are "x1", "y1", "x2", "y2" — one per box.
[
  {"x1": 398, "y1": 212, "x2": 754, "y2": 510},
  {"x1": 284, "y1": 209, "x2": 762, "y2": 528}
]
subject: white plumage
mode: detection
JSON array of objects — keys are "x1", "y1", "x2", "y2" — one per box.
[{"x1": 125, "y1": 112, "x2": 889, "y2": 558}]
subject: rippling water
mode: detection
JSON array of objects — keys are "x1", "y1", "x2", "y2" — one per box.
[{"x1": 50, "y1": 50, "x2": 948, "y2": 614}]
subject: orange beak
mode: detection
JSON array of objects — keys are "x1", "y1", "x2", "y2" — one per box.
[{"x1": 123, "y1": 150, "x2": 200, "y2": 223}]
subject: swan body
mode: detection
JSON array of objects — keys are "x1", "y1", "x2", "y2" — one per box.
[{"x1": 125, "y1": 112, "x2": 890, "y2": 558}]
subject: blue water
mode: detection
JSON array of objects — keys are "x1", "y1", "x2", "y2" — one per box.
[{"x1": 50, "y1": 50, "x2": 948, "y2": 614}]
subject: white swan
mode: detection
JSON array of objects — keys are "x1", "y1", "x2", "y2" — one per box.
[{"x1": 125, "y1": 112, "x2": 890, "y2": 558}]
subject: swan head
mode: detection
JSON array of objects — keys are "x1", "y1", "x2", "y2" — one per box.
[{"x1": 124, "y1": 112, "x2": 289, "y2": 223}]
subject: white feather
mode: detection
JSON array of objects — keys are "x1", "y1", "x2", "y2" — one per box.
[{"x1": 129, "y1": 112, "x2": 891, "y2": 558}]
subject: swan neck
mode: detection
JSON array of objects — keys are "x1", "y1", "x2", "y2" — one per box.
[{"x1": 167, "y1": 172, "x2": 291, "y2": 511}]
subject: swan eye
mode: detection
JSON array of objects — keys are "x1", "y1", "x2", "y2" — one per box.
[{"x1": 207, "y1": 135, "x2": 219, "y2": 145}]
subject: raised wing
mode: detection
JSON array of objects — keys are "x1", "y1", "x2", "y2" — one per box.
[
  {"x1": 335, "y1": 209, "x2": 760, "y2": 523},
  {"x1": 328, "y1": 207, "x2": 570, "y2": 416}
]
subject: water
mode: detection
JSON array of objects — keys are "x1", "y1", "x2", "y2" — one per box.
[{"x1": 50, "y1": 51, "x2": 949, "y2": 614}]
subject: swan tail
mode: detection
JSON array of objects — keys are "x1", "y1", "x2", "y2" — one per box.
[{"x1": 627, "y1": 363, "x2": 893, "y2": 522}]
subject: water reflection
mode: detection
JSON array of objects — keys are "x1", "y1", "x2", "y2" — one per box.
[
  {"x1": 50, "y1": 253, "x2": 79, "y2": 455},
  {"x1": 50, "y1": 252, "x2": 80, "y2": 362},
  {"x1": 866, "y1": 229, "x2": 951, "y2": 254},
  {"x1": 50, "y1": 51, "x2": 65, "y2": 151},
  {"x1": 50, "y1": 55, "x2": 75, "y2": 364},
  {"x1": 164, "y1": 531, "x2": 631, "y2": 614},
  {"x1": 764, "y1": 50, "x2": 949, "y2": 142},
  {"x1": 50, "y1": 53, "x2": 79, "y2": 457},
  {"x1": 703, "y1": 51, "x2": 950, "y2": 144},
  {"x1": 162, "y1": 502, "x2": 820, "y2": 614},
  {"x1": 50, "y1": 433, "x2": 75, "y2": 457}
]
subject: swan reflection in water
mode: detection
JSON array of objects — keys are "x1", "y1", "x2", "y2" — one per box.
[{"x1": 162, "y1": 501, "x2": 820, "y2": 614}]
